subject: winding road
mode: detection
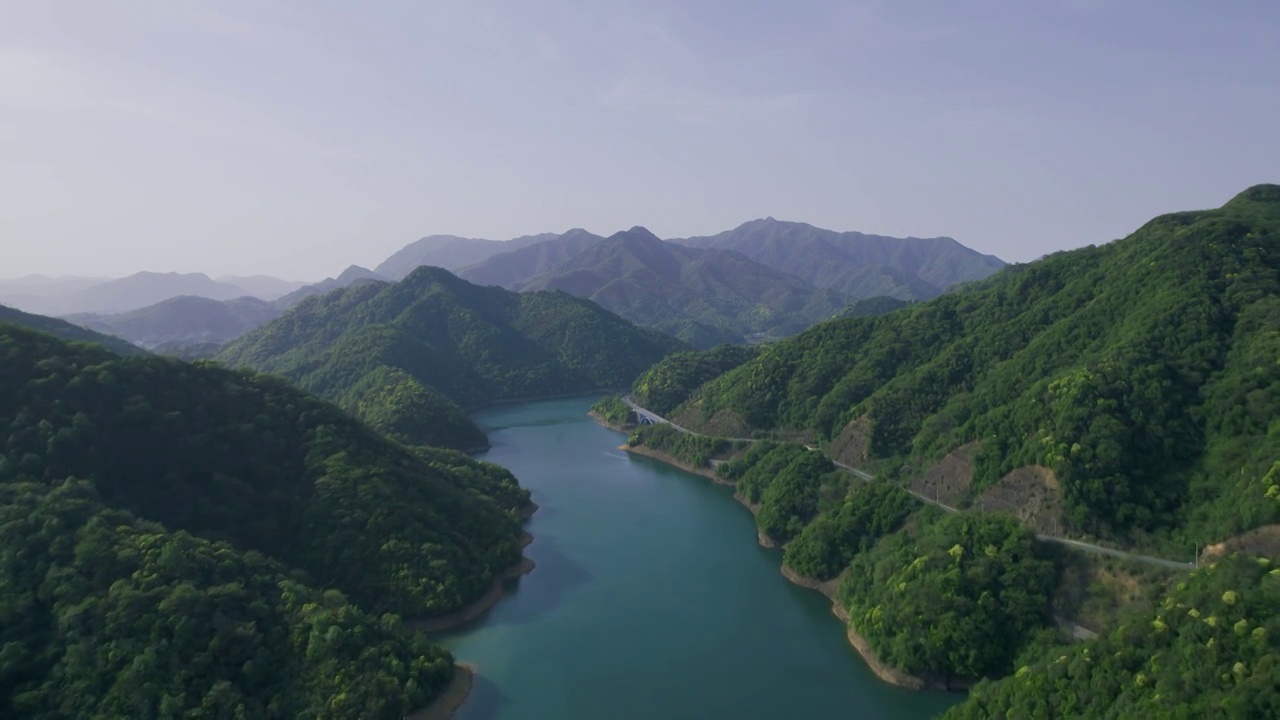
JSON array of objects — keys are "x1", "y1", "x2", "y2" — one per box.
[{"x1": 623, "y1": 396, "x2": 1195, "y2": 572}]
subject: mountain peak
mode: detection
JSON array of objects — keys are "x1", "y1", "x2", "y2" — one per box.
[
  {"x1": 1224, "y1": 184, "x2": 1280, "y2": 211},
  {"x1": 605, "y1": 226, "x2": 663, "y2": 247},
  {"x1": 335, "y1": 265, "x2": 380, "y2": 284}
]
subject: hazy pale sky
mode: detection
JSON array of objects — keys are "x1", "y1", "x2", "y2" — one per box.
[{"x1": 3, "y1": 0, "x2": 1278, "y2": 280}]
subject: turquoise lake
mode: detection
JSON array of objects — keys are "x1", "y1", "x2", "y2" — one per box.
[{"x1": 434, "y1": 397, "x2": 960, "y2": 719}]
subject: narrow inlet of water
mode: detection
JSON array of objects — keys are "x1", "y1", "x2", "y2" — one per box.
[{"x1": 434, "y1": 397, "x2": 960, "y2": 720}]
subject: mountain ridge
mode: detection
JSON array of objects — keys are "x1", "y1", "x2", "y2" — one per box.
[
  {"x1": 217, "y1": 265, "x2": 684, "y2": 449},
  {"x1": 514, "y1": 227, "x2": 852, "y2": 347}
]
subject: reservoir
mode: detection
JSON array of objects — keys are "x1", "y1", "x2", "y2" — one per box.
[{"x1": 436, "y1": 396, "x2": 960, "y2": 719}]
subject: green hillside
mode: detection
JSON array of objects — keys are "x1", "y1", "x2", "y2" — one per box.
[
  {"x1": 517, "y1": 227, "x2": 852, "y2": 347},
  {"x1": 1, "y1": 303, "x2": 141, "y2": 355},
  {"x1": 673, "y1": 185, "x2": 1280, "y2": 547},
  {"x1": 947, "y1": 554, "x2": 1280, "y2": 719},
  {"x1": 0, "y1": 325, "x2": 529, "y2": 616},
  {"x1": 1, "y1": 481, "x2": 453, "y2": 719},
  {"x1": 0, "y1": 324, "x2": 533, "y2": 715},
  {"x1": 631, "y1": 344, "x2": 761, "y2": 416},
  {"x1": 218, "y1": 266, "x2": 684, "y2": 449}
]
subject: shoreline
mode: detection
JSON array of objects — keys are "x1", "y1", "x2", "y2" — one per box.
[
  {"x1": 466, "y1": 387, "x2": 629, "y2": 414},
  {"x1": 408, "y1": 503, "x2": 538, "y2": 634},
  {"x1": 619, "y1": 444, "x2": 782, "y2": 548},
  {"x1": 620, "y1": 433, "x2": 965, "y2": 693},
  {"x1": 618, "y1": 443, "x2": 731, "y2": 485},
  {"x1": 587, "y1": 409, "x2": 636, "y2": 433},
  {"x1": 407, "y1": 663, "x2": 476, "y2": 720},
  {"x1": 779, "y1": 565, "x2": 971, "y2": 692}
]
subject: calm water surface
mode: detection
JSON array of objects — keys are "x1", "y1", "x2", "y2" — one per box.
[{"x1": 435, "y1": 397, "x2": 960, "y2": 719}]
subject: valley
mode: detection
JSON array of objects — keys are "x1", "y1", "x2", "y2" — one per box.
[{"x1": 2, "y1": 189, "x2": 1278, "y2": 718}]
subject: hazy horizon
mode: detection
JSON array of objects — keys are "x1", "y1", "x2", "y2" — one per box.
[{"x1": 5, "y1": 1, "x2": 1278, "y2": 279}]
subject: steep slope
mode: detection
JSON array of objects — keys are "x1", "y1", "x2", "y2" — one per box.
[
  {"x1": 457, "y1": 228, "x2": 604, "y2": 288},
  {"x1": 218, "y1": 266, "x2": 684, "y2": 449},
  {"x1": 946, "y1": 554, "x2": 1279, "y2": 718},
  {"x1": 65, "y1": 295, "x2": 280, "y2": 348},
  {"x1": 375, "y1": 233, "x2": 552, "y2": 280},
  {"x1": 672, "y1": 185, "x2": 1280, "y2": 547},
  {"x1": 0, "y1": 324, "x2": 535, "y2": 714},
  {"x1": 517, "y1": 227, "x2": 852, "y2": 347},
  {"x1": 631, "y1": 344, "x2": 761, "y2": 416},
  {"x1": 0, "y1": 325, "x2": 529, "y2": 616},
  {"x1": 1, "y1": 481, "x2": 454, "y2": 719},
  {"x1": 0, "y1": 303, "x2": 141, "y2": 355},
  {"x1": 674, "y1": 218, "x2": 1004, "y2": 299}
]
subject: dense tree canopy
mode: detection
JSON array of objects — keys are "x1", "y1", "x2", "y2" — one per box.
[
  {"x1": 631, "y1": 344, "x2": 760, "y2": 416},
  {"x1": 0, "y1": 325, "x2": 528, "y2": 617},
  {"x1": 218, "y1": 266, "x2": 683, "y2": 449},
  {"x1": 717, "y1": 443, "x2": 843, "y2": 543},
  {"x1": 626, "y1": 425, "x2": 742, "y2": 470},
  {"x1": 670, "y1": 185, "x2": 1280, "y2": 544},
  {"x1": 783, "y1": 482, "x2": 917, "y2": 580},
  {"x1": 0, "y1": 304, "x2": 140, "y2": 356},
  {"x1": 590, "y1": 394, "x2": 636, "y2": 427},
  {"x1": 946, "y1": 554, "x2": 1280, "y2": 719},
  {"x1": 838, "y1": 513, "x2": 1056, "y2": 680},
  {"x1": 0, "y1": 480, "x2": 453, "y2": 720}
]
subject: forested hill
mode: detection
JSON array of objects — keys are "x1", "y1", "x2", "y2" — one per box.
[
  {"x1": 669, "y1": 185, "x2": 1280, "y2": 547},
  {"x1": 218, "y1": 265, "x2": 684, "y2": 449},
  {"x1": 0, "y1": 325, "x2": 532, "y2": 716},
  {"x1": 1, "y1": 302, "x2": 141, "y2": 355}
]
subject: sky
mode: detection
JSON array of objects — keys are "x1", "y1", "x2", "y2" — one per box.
[{"x1": 2, "y1": 0, "x2": 1278, "y2": 281}]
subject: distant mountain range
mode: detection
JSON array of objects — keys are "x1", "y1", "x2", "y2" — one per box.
[
  {"x1": 388, "y1": 219, "x2": 1004, "y2": 303},
  {"x1": 0, "y1": 303, "x2": 142, "y2": 355},
  {"x1": 57, "y1": 266, "x2": 390, "y2": 353},
  {"x1": 7, "y1": 218, "x2": 1000, "y2": 353},
  {"x1": 65, "y1": 296, "x2": 282, "y2": 349},
  {"x1": 456, "y1": 229, "x2": 605, "y2": 288},
  {"x1": 0, "y1": 271, "x2": 305, "y2": 317},
  {"x1": 505, "y1": 227, "x2": 852, "y2": 347},
  {"x1": 273, "y1": 265, "x2": 387, "y2": 310},
  {"x1": 374, "y1": 233, "x2": 561, "y2": 280},
  {"x1": 671, "y1": 218, "x2": 1006, "y2": 299}
]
